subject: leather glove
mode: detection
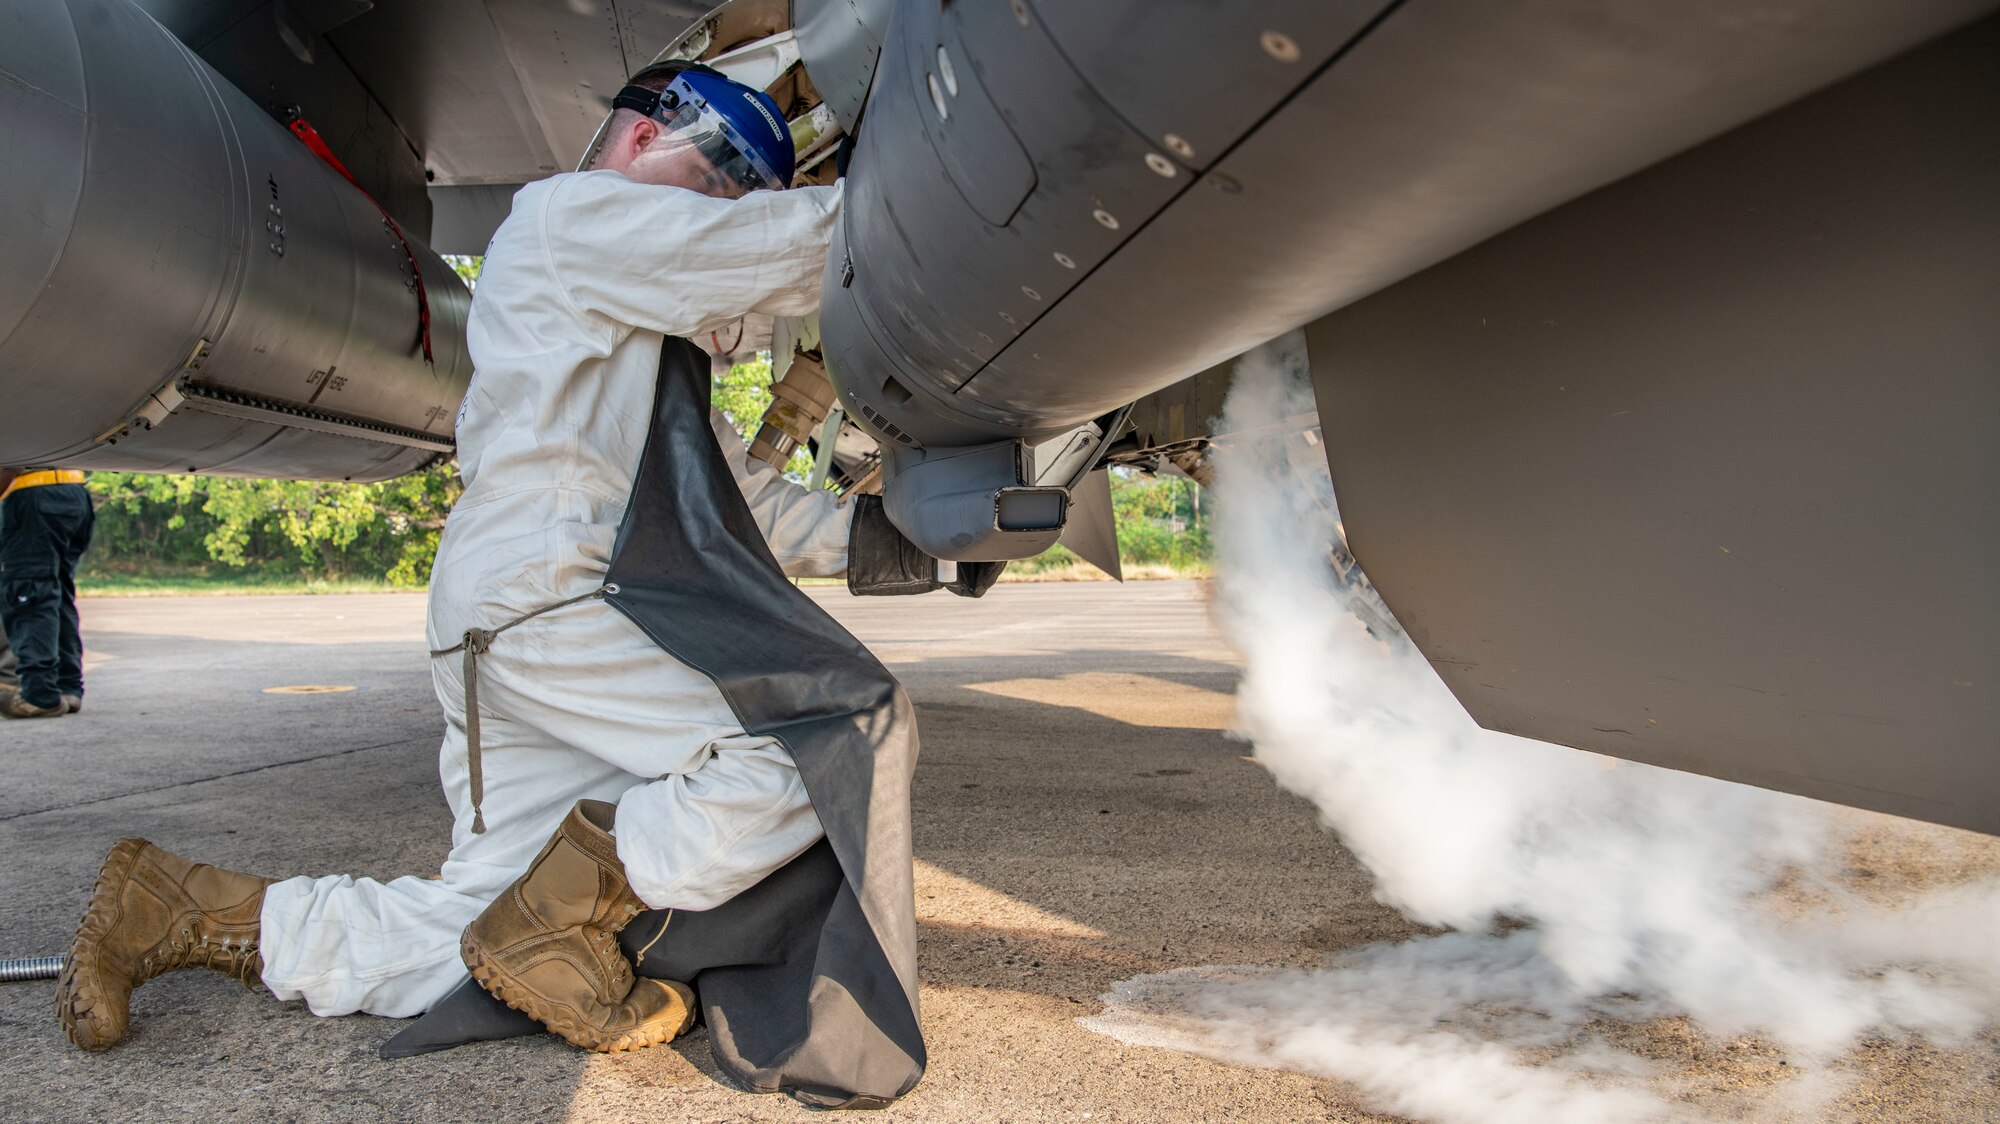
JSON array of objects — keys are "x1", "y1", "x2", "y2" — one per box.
[
  {"x1": 846, "y1": 494, "x2": 1007, "y2": 598},
  {"x1": 847, "y1": 494, "x2": 944, "y2": 595}
]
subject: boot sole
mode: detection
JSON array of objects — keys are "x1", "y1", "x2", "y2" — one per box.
[
  {"x1": 461, "y1": 933, "x2": 695, "y2": 1054},
  {"x1": 56, "y1": 838, "x2": 152, "y2": 1051}
]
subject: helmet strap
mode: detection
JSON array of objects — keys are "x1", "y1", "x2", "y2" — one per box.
[{"x1": 611, "y1": 85, "x2": 664, "y2": 116}]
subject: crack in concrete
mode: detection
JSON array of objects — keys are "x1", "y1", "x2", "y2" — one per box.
[{"x1": 0, "y1": 737, "x2": 431, "y2": 822}]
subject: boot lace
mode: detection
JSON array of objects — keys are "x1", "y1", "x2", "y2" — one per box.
[{"x1": 142, "y1": 926, "x2": 263, "y2": 986}]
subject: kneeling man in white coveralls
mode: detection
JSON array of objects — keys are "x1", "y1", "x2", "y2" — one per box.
[{"x1": 58, "y1": 61, "x2": 849, "y2": 1054}]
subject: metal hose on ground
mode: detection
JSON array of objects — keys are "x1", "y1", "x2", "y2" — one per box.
[{"x1": 0, "y1": 956, "x2": 62, "y2": 982}]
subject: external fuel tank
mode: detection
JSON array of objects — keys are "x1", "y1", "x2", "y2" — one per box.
[
  {"x1": 0, "y1": 0, "x2": 470, "y2": 482},
  {"x1": 809, "y1": 0, "x2": 1991, "y2": 559}
]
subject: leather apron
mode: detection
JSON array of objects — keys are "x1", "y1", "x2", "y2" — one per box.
[{"x1": 385, "y1": 337, "x2": 924, "y2": 1109}]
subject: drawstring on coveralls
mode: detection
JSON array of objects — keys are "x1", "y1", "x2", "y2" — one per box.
[{"x1": 427, "y1": 583, "x2": 620, "y2": 833}]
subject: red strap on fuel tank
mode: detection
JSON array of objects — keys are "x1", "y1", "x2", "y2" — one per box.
[{"x1": 286, "y1": 110, "x2": 436, "y2": 366}]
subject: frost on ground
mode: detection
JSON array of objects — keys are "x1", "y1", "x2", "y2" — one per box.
[{"x1": 1081, "y1": 336, "x2": 2000, "y2": 1124}]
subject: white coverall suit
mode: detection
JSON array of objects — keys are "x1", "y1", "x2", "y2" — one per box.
[{"x1": 259, "y1": 171, "x2": 850, "y2": 1018}]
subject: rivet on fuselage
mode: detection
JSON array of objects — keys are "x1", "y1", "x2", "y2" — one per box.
[
  {"x1": 936, "y1": 47, "x2": 958, "y2": 97},
  {"x1": 927, "y1": 73, "x2": 949, "y2": 122},
  {"x1": 1261, "y1": 31, "x2": 1301, "y2": 63}
]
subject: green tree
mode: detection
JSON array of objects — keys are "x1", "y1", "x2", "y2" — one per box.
[
  {"x1": 1104, "y1": 468, "x2": 1211, "y2": 568},
  {"x1": 444, "y1": 254, "x2": 483, "y2": 289},
  {"x1": 713, "y1": 353, "x2": 818, "y2": 479},
  {"x1": 86, "y1": 462, "x2": 462, "y2": 585}
]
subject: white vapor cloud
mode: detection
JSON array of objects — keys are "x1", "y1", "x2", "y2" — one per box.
[{"x1": 1082, "y1": 334, "x2": 2000, "y2": 1122}]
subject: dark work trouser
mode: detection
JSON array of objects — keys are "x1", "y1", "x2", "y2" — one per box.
[
  {"x1": 0, "y1": 615, "x2": 16, "y2": 687},
  {"x1": 0, "y1": 484, "x2": 94, "y2": 709}
]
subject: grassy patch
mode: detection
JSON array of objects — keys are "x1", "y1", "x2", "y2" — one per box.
[
  {"x1": 78, "y1": 555, "x2": 1207, "y2": 598},
  {"x1": 77, "y1": 564, "x2": 419, "y2": 598},
  {"x1": 1001, "y1": 542, "x2": 1206, "y2": 581},
  {"x1": 998, "y1": 560, "x2": 1203, "y2": 582}
]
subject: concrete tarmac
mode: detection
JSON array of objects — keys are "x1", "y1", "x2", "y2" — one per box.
[{"x1": 3, "y1": 582, "x2": 1995, "y2": 1122}]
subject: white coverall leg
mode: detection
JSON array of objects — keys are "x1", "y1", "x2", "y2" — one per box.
[
  {"x1": 258, "y1": 170, "x2": 852, "y2": 1018},
  {"x1": 260, "y1": 597, "x2": 821, "y2": 1018}
]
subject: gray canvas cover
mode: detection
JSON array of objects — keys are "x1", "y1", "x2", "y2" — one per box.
[{"x1": 382, "y1": 338, "x2": 924, "y2": 1108}]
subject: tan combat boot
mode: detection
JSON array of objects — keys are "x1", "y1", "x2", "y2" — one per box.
[
  {"x1": 56, "y1": 839, "x2": 273, "y2": 1050},
  {"x1": 460, "y1": 799, "x2": 695, "y2": 1053}
]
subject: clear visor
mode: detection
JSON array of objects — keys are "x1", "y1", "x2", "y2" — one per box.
[{"x1": 646, "y1": 76, "x2": 782, "y2": 195}]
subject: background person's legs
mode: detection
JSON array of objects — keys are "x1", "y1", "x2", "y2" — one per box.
[
  {"x1": 1, "y1": 485, "x2": 91, "y2": 711},
  {"x1": 1, "y1": 575, "x2": 63, "y2": 709},
  {"x1": 0, "y1": 609, "x2": 19, "y2": 692},
  {"x1": 55, "y1": 570, "x2": 81, "y2": 703},
  {"x1": 2, "y1": 488, "x2": 62, "y2": 709},
  {"x1": 55, "y1": 486, "x2": 91, "y2": 703}
]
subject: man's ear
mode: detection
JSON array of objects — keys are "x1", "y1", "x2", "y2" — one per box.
[{"x1": 629, "y1": 117, "x2": 660, "y2": 152}]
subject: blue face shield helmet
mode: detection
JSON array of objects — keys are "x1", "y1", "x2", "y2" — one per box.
[{"x1": 608, "y1": 69, "x2": 795, "y2": 195}]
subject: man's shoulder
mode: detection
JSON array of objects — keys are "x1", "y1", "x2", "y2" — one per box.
[
  {"x1": 500, "y1": 175, "x2": 570, "y2": 227},
  {"x1": 525, "y1": 170, "x2": 648, "y2": 215},
  {"x1": 497, "y1": 173, "x2": 602, "y2": 230},
  {"x1": 483, "y1": 175, "x2": 600, "y2": 280},
  {"x1": 496, "y1": 172, "x2": 673, "y2": 255}
]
